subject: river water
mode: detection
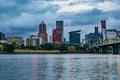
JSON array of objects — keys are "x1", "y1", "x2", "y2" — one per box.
[{"x1": 0, "y1": 54, "x2": 120, "y2": 80}]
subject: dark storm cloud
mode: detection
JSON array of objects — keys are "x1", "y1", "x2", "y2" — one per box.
[
  {"x1": 0, "y1": 0, "x2": 59, "y2": 17},
  {"x1": 68, "y1": 0, "x2": 106, "y2": 6},
  {"x1": 0, "y1": 0, "x2": 32, "y2": 19},
  {"x1": 0, "y1": 0, "x2": 120, "y2": 39},
  {"x1": 13, "y1": 0, "x2": 31, "y2": 4},
  {"x1": 0, "y1": 5, "x2": 20, "y2": 18},
  {"x1": 0, "y1": 0, "x2": 50, "y2": 37},
  {"x1": 30, "y1": 4, "x2": 59, "y2": 14},
  {"x1": 6, "y1": 25, "x2": 38, "y2": 36},
  {"x1": 109, "y1": 10, "x2": 120, "y2": 20},
  {"x1": 94, "y1": 0, "x2": 106, "y2": 2},
  {"x1": 65, "y1": 8, "x2": 108, "y2": 26}
]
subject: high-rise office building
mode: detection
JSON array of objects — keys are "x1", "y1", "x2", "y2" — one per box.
[
  {"x1": 52, "y1": 28, "x2": 62, "y2": 45},
  {"x1": 95, "y1": 27, "x2": 98, "y2": 34},
  {"x1": 69, "y1": 30, "x2": 81, "y2": 44},
  {"x1": 85, "y1": 32, "x2": 103, "y2": 47},
  {"x1": 94, "y1": 27, "x2": 99, "y2": 42},
  {"x1": 101, "y1": 20, "x2": 106, "y2": 40},
  {"x1": 38, "y1": 21, "x2": 48, "y2": 44},
  {"x1": 0, "y1": 32, "x2": 6, "y2": 43},
  {"x1": 101, "y1": 20, "x2": 106, "y2": 29},
  {"x1": 85, "y1": 34, "x2": 88, "y2": 44},
  {"x1": 56, "y1": 21, "x2": 63, "y2": 29},
  {"x1": 56, "y1": 21, "x2": 63, "y2": 42},
  {"x1": 0, "y1": 32, "x2": 5, "y2": 40},
  {"x1": 85, "y1": 33, "x2": 96, "y2": 47}
]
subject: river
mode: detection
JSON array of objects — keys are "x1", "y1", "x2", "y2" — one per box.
[{"x1": 0, "y1": 54, "x2": 120, "y2": 80}]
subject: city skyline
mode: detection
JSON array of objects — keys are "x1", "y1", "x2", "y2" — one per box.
[{"x1": 0, "y1": 0, "x2": 120, "y2": 41}]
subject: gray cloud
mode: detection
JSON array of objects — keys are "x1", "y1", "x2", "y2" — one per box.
[
  {"x1": 109, "y1": 10, "x2": 120, "y2": 20},
  {"x1": 0, "y1": 0, "x2": 120, "y2": 40},
  {"x1": 58, "y1": 8, "x2": 107, "y2": 26}
]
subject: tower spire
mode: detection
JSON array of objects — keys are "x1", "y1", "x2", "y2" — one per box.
[{"x1": 38, "y1": 21, "x2": 48, "y2": 44}]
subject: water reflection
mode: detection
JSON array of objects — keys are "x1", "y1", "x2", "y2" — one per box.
[
  {"x1": 0, "y1": 54, "x2": 120, "y2": 80},
  {"x1": 117, "y1": 55, "x2": 120, "y2": 80},
  {"x1": 52, "y1": 58, "x2": 64, "y2": 80},
  {"x1": 31, "y1": 55, "x2": 37, "y2": 80}
]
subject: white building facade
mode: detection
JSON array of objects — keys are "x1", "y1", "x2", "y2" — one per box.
[
  {"x1": 26, "y1": 36, "x2": 42, "y2": 47},
  {"x1": 105, "y1": 29, "x2": 117, "y2": 40}
]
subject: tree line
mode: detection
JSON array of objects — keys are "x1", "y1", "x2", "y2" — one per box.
[{"x1": 0, "y1": 43, "x2": 89, "y2": 53}]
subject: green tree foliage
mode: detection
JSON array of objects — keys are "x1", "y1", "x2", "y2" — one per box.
[
  {"x1": 54, "y1": 45, "x2": 61, "y2": 50},
  {"x1": 79, "y1": 44, "x2": 89, "y2": 50},
  {"x1": 75, "y1": 45, "x2": 81, "y2": 51},
  {"x1": 71, "y1": 44, "x2": 89, "y2": 51},
  {"x1": 17, "y1": 44, "x2": 25, "y2": 49},
  {"x1": 42, "y1": 43, "x2": 54, "y2": 50},
  {"x1": 12, "y1": 42, "x2": 17, "y2": 48},
  {"x1": 40, "y1": 44, "x2": 44, "y2": 50},
  {"x1": 83, "y1": 44, "x2": 89, "y2": 49},
  {"x1": 26, "y1": 45, "x2": 36, "y2": 50},
  {"x1": 3, "y1": 43, "x2": 16, "y2": 52},
  {"x1": 59, "y1": 44, "x2": 68, "y2": 52}
]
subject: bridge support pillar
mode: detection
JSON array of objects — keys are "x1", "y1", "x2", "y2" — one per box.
[
  {"x1": 92, "y1": 47, "x2": 100, "y2": 54},
  {"x1": 95, "y1": 47, "x2": 99, "y2": 54},
  {"x1": 118, "y1": 45, "x2": 120, "y2": 54},
  {"x1": 99, "y1": 47, "x2": 102, "y2": 54},
  {"x1": 113, "y1": 45, "x2": 119, "y2": 54},
  {"x1": 107, "y1": 46, "x2": 113, "y2": 54},
  {"x1": 101, "y1": 46, "x2": 107, "y2": 54}
]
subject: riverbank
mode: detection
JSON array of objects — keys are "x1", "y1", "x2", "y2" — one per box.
[
  {"x1": 0, "y1": 49, "x2": 60, "y2": 54},
  {"x1": 0, "y1": 49, "x2": 90, "y2": 54}
]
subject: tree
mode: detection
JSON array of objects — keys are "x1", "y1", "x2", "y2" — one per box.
[
  {"x1": 43, "y1": 43, "x2": 54, "y2": 50},
  {"x1": 82, "y1": 44, "x2": 89, "y2": 50},
  {"x1": 3, "y1": 43, "x2": 15, "y2": 52},
  {"x1": 75, "y1": 45, "x2": 81, "y2": 51},
  {"x1": 17, "y1": 44, "x2": 25, "y2": 49},
  {"x1": 26, "y1": 45, "x2": 36, "y2": 50},
  {"x1": 54, "y1": 45, "x2": 61, "y2": 50},
  {"x1": 59, "y1": 44, "x2": 68, "y2": 52},
  {"x1": 40, "y1": 44, "x2": 44, "y2": 50}
]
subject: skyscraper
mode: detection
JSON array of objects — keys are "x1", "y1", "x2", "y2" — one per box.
[
  {"x1": 101, "y1": 20, "x2": 106, "y2": 40},
  {"x1": 95, "y1": 27, "x2": 98, "y2": 34},
  {"x1": 69, "y1": 30, "x2": 81, "y2": 44},
  {"x1": 101, "y1": 20, "x2": 106, "y2": 29},
  {"x1": 56, "y1": 21, "x2": 63, "y2": 42},
  {"x1": 0, "y1": 32, "x2": 5, "y2": 40},
  {"x1": 52, "y1": 28, "x2": 62, "y2": 45},
  {"x1": 38, "y1": 21, "x2": 48, "y2": 44},
  {"x1": 85, "y1": 33, "x2": 96, "y2": 47},
  {"x1": 94, "y1": 27, "x2": 99, "y2": 42}
]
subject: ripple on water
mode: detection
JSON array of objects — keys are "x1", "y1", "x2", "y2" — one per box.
[{"x1": 0, "y1": 54, "x2": 120, "y2": 80}]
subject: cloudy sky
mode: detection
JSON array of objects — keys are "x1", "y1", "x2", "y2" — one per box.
[{"x1": 0, "y1": 0, "x2": 120, "y2": 41}]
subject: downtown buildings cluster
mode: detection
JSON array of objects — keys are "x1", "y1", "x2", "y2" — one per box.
[
  {"x1": 0, "y1": 20, "x2": 120, "y2": 47},
  {"x1": 0, "y1": 21, "x2": 81, "y2": 47},
  {"x1": 85, "y1": 20, "x2": 120, "y2": 47}
]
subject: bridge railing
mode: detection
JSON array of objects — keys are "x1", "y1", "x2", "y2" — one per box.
[{"x1": 91, "y1": 38, "x2": 120, "y2": 48}]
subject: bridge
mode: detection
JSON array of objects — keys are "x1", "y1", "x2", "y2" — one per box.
[{"x1": 90, "y1": 38, "x2": 120, "y2": 54}]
